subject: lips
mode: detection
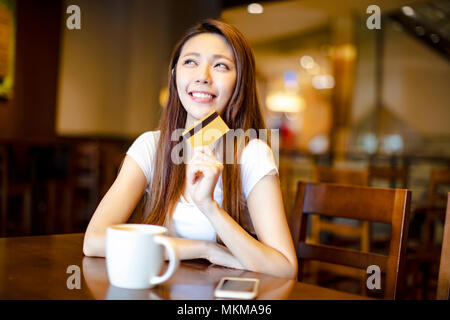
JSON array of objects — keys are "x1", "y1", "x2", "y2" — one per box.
[{"x1": 189, "y1": 91, "x2": 217, "y2": 103}]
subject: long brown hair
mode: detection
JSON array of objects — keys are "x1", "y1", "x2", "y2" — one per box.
[{"x1": 142, "y1": 19, "x2": 267, "y2": 236}]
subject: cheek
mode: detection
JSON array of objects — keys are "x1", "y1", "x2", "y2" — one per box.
[
  {"x1": 176, "y1": 68, "x2": 189, "y2": 89},
  {"x1": 175, "y1": 72, "x2": 183, "y2": 91},
  {"x1": 219, "y1": 75, "x2": 236, "y2": 98}
]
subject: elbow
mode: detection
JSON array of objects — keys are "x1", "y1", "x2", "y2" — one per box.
[
  {"x1": 83, "y1": 235, "x2": 94, "y2": 257},
  {"x1": 286, "y1": 260, "x2": 298, "y2": 280},
  {"x1": 277, "y1": 261, "x2": 297, "y2": 280},
  {"x1": 250, "y1": 257, "x2": 298, "y2": 280},
  {"x1": 83, "y1": 232, "x2": 105, "y2": 258},
  {"x1": 278, "y1": 256, "x2": 298, "y2": 280},
  {"x1": 83, "y1": 241, "x2": 94, "y2": 257}
]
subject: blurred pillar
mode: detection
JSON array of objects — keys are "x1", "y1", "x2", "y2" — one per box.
[
  {"x1": 374, "y1": 21, "x2": 384, "y2": 146},
  {"x1": 330, "y1": 16, "x2": 357, "y2": 161},
  {"x1": 2, "y1": 0, "x2": 63, "y2": 139}
]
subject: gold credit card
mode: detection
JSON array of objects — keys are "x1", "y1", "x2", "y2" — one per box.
[{"x1": 182, "y1": 110, "x2": 230, "y2": 148}]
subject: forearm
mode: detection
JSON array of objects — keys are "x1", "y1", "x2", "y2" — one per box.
[
  {"x1": 163, "y1": 236, "x2": 210, "y2": 261},
  {"x1": 199, "y1": 201, "x2": 297, "y2": 279},
  {"x1": 83, "y1": 231, "x2": 210, "y2": 261}
]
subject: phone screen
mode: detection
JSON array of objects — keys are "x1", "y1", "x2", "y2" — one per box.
[{"x1": 221, "y1": 279, "x2": 257, "y2": 292}]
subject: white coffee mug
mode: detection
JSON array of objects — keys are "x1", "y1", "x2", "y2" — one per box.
[{"x1": 106, "y1": 224, "x2": 179, "y2": 289}]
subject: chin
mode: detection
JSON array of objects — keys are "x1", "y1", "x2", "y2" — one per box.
[{"x1": 191, "y1": 106, "x2": 216, "y2": 120}]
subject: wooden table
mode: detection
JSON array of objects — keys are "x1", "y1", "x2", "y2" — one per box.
[{"x1": 0, "y1": 233, "x2": 369, "y2": 300}]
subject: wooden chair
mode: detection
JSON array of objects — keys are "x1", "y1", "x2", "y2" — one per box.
[
  {"x1": 313, "y1": 166, "x2": 371, "y2": 252},
  {"x1": 368, "y1": 165, "x2": 409, "y2": 251},
  {"x1": 279, "y1": 158, "x2": 294, "y2": 218},
  {"x1": 311, "y1": 166, "x2": 374, "y2": 294},
  {"x1": 436, "y1": 193, "x2": 450, "y2": 300},
  {"x1": 0, "y1": 145, "x2": 32, "y2": 236},
  {"x1": 290, "y1": 181, "x2": 411, "y2": 299},
  {"x1": 406, "y1": 167, "x2": 450, "y2": 299},
  {"x1": 369, "y1": 165, "x2": 408, "y2": 189},
  {"x1": 423, "y1": 168, "x2": 450, "y2": 248}
]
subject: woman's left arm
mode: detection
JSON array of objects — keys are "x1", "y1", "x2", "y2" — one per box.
[
  {"x1": 198, "y1": 173, "x2": 298, "y2": 279},
  {"x1": 186, "y1": 145, "x2": 297, "y2": 279}
]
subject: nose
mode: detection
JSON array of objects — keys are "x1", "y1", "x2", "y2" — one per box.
[{"x1": 195, "y1": 64, "x2": 212, "y2": 84}]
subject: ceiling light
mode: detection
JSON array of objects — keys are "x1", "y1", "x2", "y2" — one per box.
[
  {"x1": 300, "y1": 56, "x2": 315, "y2": 69},
  {"x1": 312, "y1": 75, "x2": 334, "y2": 89},
  {"x1": 247, "y1": 3, "x2": 263, "y2": 14},
  {"x1": 266, "y1": 92, "x2": 305, "y2": 113},
  {"x1": 401, "y1": 6, "x2": 415, "y2": 17}
]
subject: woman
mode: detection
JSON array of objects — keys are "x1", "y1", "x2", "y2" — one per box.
[{"x1": 83, "y1": 19, "x2": 297, "y2": 279}]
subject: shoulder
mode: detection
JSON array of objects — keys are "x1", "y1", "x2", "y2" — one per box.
[
  {"x1": 241, "y1": 138, "x2": 275, "y2": 161},
  {"x1": 239, "y1": 138, "x2": 279, "y2": 200},
  {"x1": 134, "y1": 130, "x2": 161, "y2": 143},
  {"x1": 129, "y1": 130, "x2": 161, "y2": 150},
  {"x1": 126, "y1": 130, "x2": 161, "y2": 184}
]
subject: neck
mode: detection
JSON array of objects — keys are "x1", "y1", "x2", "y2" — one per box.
[{"x1": 184, "y1": 114, "x2": 197, "y2": 132}]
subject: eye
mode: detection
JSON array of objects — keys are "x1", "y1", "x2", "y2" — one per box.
[
  {"x1": 215, "y1": 63, "x2": 229, "y2": 70},
  {"x1": 183, "y1": 59, "x2": 196, "y2": 66}
]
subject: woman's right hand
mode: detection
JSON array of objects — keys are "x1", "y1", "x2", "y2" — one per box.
[
  {"x1": 161, "y1": 237, "x2": 244, "y2": 270},
  {"x1": 205, "y1": 242, "x2": 245, "y2": 270}
]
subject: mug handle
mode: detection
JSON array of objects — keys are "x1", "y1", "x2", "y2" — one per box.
[{"x1": 150, "y1": 235, "x2": 179, "y2": 285}]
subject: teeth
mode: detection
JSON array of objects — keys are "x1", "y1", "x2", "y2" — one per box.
[{"x1": 192, "y1": 92, "x2": 214, "y2": 99}]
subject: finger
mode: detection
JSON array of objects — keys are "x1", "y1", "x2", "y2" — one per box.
[
  {"x1": 202, "y1": 145, "x2": 214, "y2": 157},
  {"x1": 188, "y1": 152, "x2": 209, "y2": 165},
  {"x1": 189, "y1": 159, "x2": 223, "y2": 174},
  {"x1": 186, "y1": 162, "x2": 212, "y2": 178},
  {"x1": 187, "y1": 162, "x2": 220, "y2": 176},
  {"x1": 195, "y1": 145, "x2": 214, "y2": 157},
  {"x1": 191, "y1": 152, "x2": 218, "y2": 166},
  {"x1": 188, "y1": 158, "x2": 211, "y2": 168},
  {"x1": 187, "y1": 163, "x2": 221, "y2": 183},
  {"x1": 193, "y1": 149, "x2": 221, "y2": 164}
]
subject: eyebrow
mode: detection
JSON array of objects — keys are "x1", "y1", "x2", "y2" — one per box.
[{"x1": 181, "y1": 52, "x2": 234, "y2": 64}]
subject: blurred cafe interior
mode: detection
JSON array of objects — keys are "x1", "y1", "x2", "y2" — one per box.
[{"x1": 0, "y1": 0, "x2": 449, "y2": 299}]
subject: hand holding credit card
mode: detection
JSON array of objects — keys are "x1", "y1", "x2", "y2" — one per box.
[{"x1": 182, "y1": 110, "x2": 230, "y2": 148}]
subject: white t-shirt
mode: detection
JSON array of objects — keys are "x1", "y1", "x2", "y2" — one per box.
[{"x1": 126, "y1": 130, "x2": 278, "y2": 242}]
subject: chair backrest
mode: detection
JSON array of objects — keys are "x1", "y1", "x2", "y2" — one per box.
[
  {"x1": 437, "y1": 193, "x2": 450, "y2": 300},
  {"x1": 427, "y1": 167, "x2": 450, "y2": 209},
  {"x1": 423, "y1": 167, "x2": 450, "y2": 247},
  {"x1": 290, "y1": 181, "x2": 411, "y2": 299},
  {"x1": 313, "y1": 166, "x2": 371, "y2": 251},
  {"x1": 369, "y1": 165, "x2": 408, "y2": 189},
  {"x1": 314, "y1": 166, "x2": 369, "y2": 186}
]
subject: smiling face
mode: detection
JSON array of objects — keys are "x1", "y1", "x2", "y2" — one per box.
[{"x1": 176, "y1": 33, "x2": 237, "y2": 128}]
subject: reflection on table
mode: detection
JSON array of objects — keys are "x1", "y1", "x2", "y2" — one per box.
[{"x1": 0, "y1": 233, "x2": 369, "y2": 300}]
